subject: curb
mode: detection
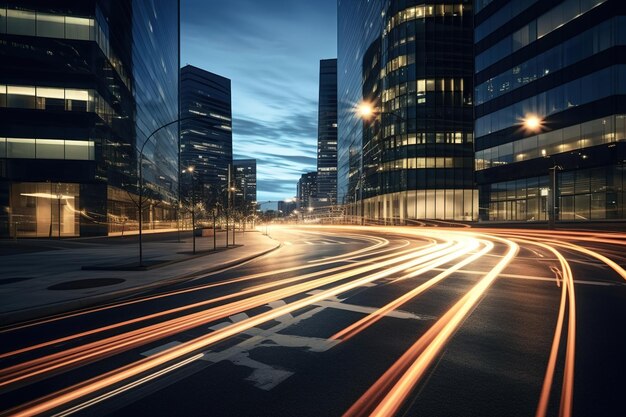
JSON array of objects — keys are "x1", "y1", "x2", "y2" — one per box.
[{"x1": 0, "y1": 240, "x2": 282, "y2": 328}]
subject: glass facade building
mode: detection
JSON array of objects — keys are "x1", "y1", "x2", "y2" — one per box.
[
  {"x1": 338, "y1": 0, "x2": 477, "y2": 223},
  {"x1": 316, "y1": 59, "x2": 338, "y2": 208},
  {"x1": 233, "y1": 159, "x2": 256, "y2": 214},
  {"x1": 0, "y1": 0, "x2": 180, "y2": 237},
  {"x1": 475, "y1": 0, "x2": 626, "y2": 221},
  {"x1": 337, "y1": 0, "x2": 385, "y2": 210},
  {"x1": 297, "y1": 171, "x2": 317, "y2": 210},
  {"x1": 180, "y1": 65, "x2": 233, "y2": 211}
]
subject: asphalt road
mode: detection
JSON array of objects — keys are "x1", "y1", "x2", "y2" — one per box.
[{"x1": 1, "y1": 225, "x2": 626, "y2": 417}]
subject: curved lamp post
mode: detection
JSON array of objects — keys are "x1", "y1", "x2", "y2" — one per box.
[{"x1": 137, "y1": 115, "x2": 203, "y2": 267}]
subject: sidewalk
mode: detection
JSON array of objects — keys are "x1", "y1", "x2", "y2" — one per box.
[{"x1": 0, "y1": 230, "x2": 280, "y2": 326}]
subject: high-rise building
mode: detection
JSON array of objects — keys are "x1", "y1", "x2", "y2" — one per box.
[
  {"x1": 475, "y1": 0, "x2": 626, "y2": 222},
  {"x1": 337, "y1": 0, "x2": 384, "y2": 211},
  {"x1": 180, "y1": 65, "x2": 232, "y2": 211},
  {"x1": 338, "y1": 1, "x2": 477, "y2": 223},
  {"x1": 297, "y1": 171, "x2": 317, "y2": 210},
  {"x1": 316, "y1": 58, "x2": 338, "y2": 208},
  {"x1": 233, "y1": 159, "x2": 256, "y2": 214},
  {"x1": 0, "y1": 1, "x2": 180, "y2": 237}
]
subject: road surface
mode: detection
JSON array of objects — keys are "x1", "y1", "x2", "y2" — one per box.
[{"x1": 1, "y1": 225, "x2": 625, "y2": 417}]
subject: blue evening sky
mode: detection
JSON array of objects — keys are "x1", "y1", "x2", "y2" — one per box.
[{"x1": 181, "y1": 0, "x2": 337, "y2": 202}]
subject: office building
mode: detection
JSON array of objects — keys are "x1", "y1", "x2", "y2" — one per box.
[
  {"x1": 0, "y1": 0, "x2": 179, "y2": 237},
  {"x1": 297, "y1": 171, "x2": 317, "y2": 210},
  {"x1": 233, "y1": 159, "x2": 256, "y2": 214},
  {"x1": 338, "y1": 1, "x2": 477, "y2": 223},
  {"x1": 475, "y1": 0, "x2": 626, "y2": 221},
  {"x1": 316, "y1": 59, "x2": 338, "y2": 208},
  {"x1": 180, "y1": 65, "x2": 232, "y2": 211},
  {"x1": 277, "y1": 200, "x2": 296, "y2": 217}
]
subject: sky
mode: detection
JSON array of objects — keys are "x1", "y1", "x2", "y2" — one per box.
[{"x1": 181, "y1": 0, "x2": 338, "y2": 203}]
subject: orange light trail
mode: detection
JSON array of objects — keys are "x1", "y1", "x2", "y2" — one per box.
[
  {"x1": 0, "y1": 240, "x2": 454, "y2": 394},
  {"x1": 343, "y1": 234, "x2": 518, "y2": 417},
  {"x1": 2, "y1": 238, "x2": 471, "y2": 417}
]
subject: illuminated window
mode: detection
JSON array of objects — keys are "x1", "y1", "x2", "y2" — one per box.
[
  {"x1": 36, "y1": 87, "x2": 65, "y2": 110},
  {"x1": 7, "y1": 138, "x2": 36, "y2": 158},
  {"x1": 36, "y1": 13, "x2": 64, "y2": 38},
  {"x1": 7, "y1": 86, "x2": 36, "y2": 109},
  {"x1": 36, "y1": 139, "x2": 65, "y2": 159},
  {"x1": 0, "y1": 8, "x2": 6, "y2": 34},
  {"x1": 65, "y1": 16, "x2": 92, "y2": 40},
  {"x1": 7, "y1": 9, "x2": 35, "y2": 36}
]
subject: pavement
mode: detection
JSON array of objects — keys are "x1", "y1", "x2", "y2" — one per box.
[{"x1": 0, "y1": 229, "x2": 280, "y2": 326}]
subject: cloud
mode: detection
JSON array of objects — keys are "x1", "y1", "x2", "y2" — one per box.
[{"x1": 181, "y1": 1, "x2": 336, "y2": 201}]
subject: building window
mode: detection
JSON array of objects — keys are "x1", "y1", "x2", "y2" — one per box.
[
  {"x1": 6, "y1": 9, "x2": 36, "y2": 36},
  {"x1": 0, "y1": 8, "x2": 6, "y2": 34},
  {"x1": 36, "y1": 87, "x2": 65, "y2": 111},
  {"x1": 65, "y1": 16, "x2": 92, "y2": 40},
  {"x1": 7, "y1": 138, "x2": 36, "y2": 158},
  {"x1": 36, "y1": 13, "x2": 65, "y2": 38},
  {"x1": 36, "y1": 139, "x2": 65, "y2": 159},
  {"x1": 1, "y1": 138, "x2": 94, "y2": 160},
  {"x1": 64, "y1": 140, "x2": 92, "y2": 160},
  {"x1": 6, "y1": 86, "x2": 36, "y2": 109}
]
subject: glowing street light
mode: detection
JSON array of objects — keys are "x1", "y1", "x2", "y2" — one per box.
[
  {"x1": 523, "y1": 114, "x2": 543, "y2": 132},
  {"x1": 357, "y1": 101, "x2": 375, "y2": 119}
]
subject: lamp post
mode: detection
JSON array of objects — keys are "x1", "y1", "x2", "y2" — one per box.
[
  {"x1": 138, "y1": 119, "x2": 180, "y2": 266},
  {"x1": 183, "y1": 166, "x2": 197, "y2": 254}
]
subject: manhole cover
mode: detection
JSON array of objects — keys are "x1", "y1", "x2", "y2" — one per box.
[
  {"x1": 0, "y1": 277, "x2": 34, "y2": 285},
  {"x1": 48, "y1": 278, "x2": 125, "y2": 290}
]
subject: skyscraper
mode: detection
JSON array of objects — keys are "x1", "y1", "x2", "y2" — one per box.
[
  {"x1": 316, "y1": 59, "x2": 338, "y2": 208},
  {"x1": 338, "y1": 1, "x2": 477, "y2": 223},
  {"x1": 297, "y1": 171, "x2": 317, "y2": 210},
  {"x1": 233, "y1": 159, "x2": 256, "y2": 214},
  {"x1": 475, "y1": 0, "x2": 626, "y2": 221},
  {"x1": 180, "y1": 65, "x2": 232, "y2": 210},
  {"x1": 337, "y1": 0, "x2": 384, "y2": 212},
  {"x1": 0, "y1": 1, "x2": 179, "y2": 237}
]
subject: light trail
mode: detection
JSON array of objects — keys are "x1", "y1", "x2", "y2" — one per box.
[
  {"x1": 0, "y1": 240, "x2": 429, "y2": 363},
  {"x1": 2, "y1": 238, "x2": 470, "y2": 417},
  {"x1": 4, "y1": 225, "x2": 623, "y2": 417},
  {"x1": 332, "y1": 239, "x2": 492, "y2": 342},
  {"x1": 0, "y1": 241, "x2": 455, "y2": 394},
  {"x1": 343, "y1": 233, "x2": 518, "y2": 417},
  {"x1": 504, "y1": 239, "x2": 576, "y2": 417},
  {"x1": 0, "y1": 233, "x2": 395, "y2": 334}
]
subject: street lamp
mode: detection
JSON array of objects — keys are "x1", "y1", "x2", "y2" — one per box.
[
  {"x1": 183, "y1": 166, "x2": 196, "y2": 254},
  {"x1": 137, "y1": 116, "x2": 202, "y2": 267},
  {"x1": 523, "y1": 114, "x2": 543, "y2": 132}
]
